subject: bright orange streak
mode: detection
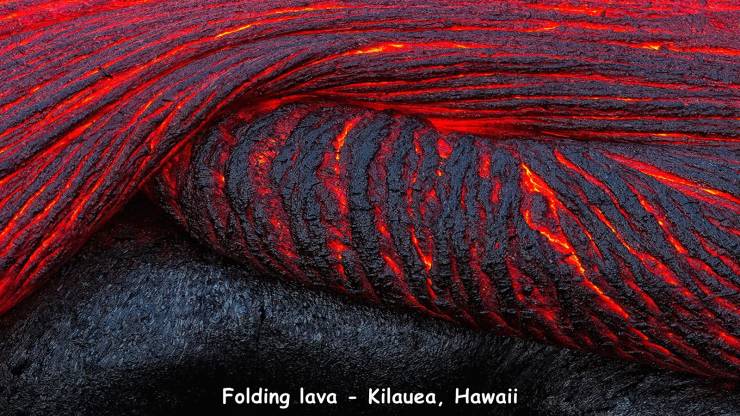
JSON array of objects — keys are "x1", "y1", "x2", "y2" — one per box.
[
  {"x1": 382, "y1": 253, "x2": 403, "y2": 276},
  {"x1": 353, "y1": 43, "x2": 408, "y2": 55},
  {"x1": 436, "y1": 137, "x2": 452, "y2": 159},
  {"x1": 553, "y1": 150, "x2": 711, "y2": 304},
  {"x1": 717, "y1": 330, "x2": 740, "y2": 350},
  {"x1": 520, "y1": 163, "x2": 629, "y2": 320},
  {"x1": 334, "y1": 118, "x2": 359, "y2": 165},
  {"x1": 590, "y1": 205, "x2": 696, "y2": 303},
  {"x1": 606, "y1": 153, "x2": 740, "y2": 208},
  {"x1": 553, "y1": 149, "x2": 631, "y2": 218},
  {"x1": 527, "y1": 3, "x2": 604, "y2": 16},
  {"x1": 478, "y1": 151, "x2": 491, "y2": 179},
  {"x1": 410, "y1": 226, "x2": 433, "y2": 272},
  {"x1": 631, "y1": 188, "x2": 687, "y2": 254},
  {"x1": 349, "y1": 40, "x2": 488, "y2": 55},
  {"x1": 215, "y1": 4, "x2": 346, "y2": 38}
]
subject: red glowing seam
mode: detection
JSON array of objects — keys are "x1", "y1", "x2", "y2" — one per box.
[
  {"x1": 613, "y1": 254, "x2": 662, "y2": 315},
  {"x1": 477, "y1": 151, "x2": 490, "y2": 179},
  {"x1": 590, "y1": 204, "x2": 693, "y2": 305},
  {"x1": 10, "y1": 90, "x2": 190, "y2": 278},
  {"x1": 545, "y1": 131, "x2": 740, "y2": 144},
  {"x1": 279, "y1": 49, "x2": 628, "y2": 100},
  {"x1": 425, "y1": 98, "x2": 737, "y2": 110},
  {"x1": 624, "y1": 183, "x2": 740, "y2": 317},
  {"x1": 0, "y1": 37, "x2": 226, "y2": 176},
  {"x1": 256, "y1": 45, "x2": 580, "y2": 99},
  {"x1": 705, "y1": 216, "x2": 740, "y2": 238},
  {"x1": 1, "y1": 0, "x2": 738, "y2": 378},
  {"x1": 11, "y1": 45, "x2": 297, "y2": 283},
  {"x1": 2, "y1": 12, "x2": 297, "y2": 158},
  {"x1": 324, "y1": 71, "x2": 721, "y2": 94},
  {"x1": 369, "y1": 127, "x2": 443, "y2": 318},
  {"x1": 695, "y1": 233, "x2": 740, "y2": 277},
  {"x1": 408, "y1": 131, "x2": 440, "y2": 304},
  {"x1": 469, "y1": 180, "x2": 504, "y2": 325},
  {"x1": 324, "y1": 88, "x2": 736, "y2": 107},
  {"x1": 320, "y1": 116, "x2": 361, "y2": 284},
  {"x1": 630, "y1": 187, "x2": 740, "y2": 295},
  {"x1": 468, "y1": 228, "x2": 512, "y2": 334},
  {"x1": 337, "y1": 102, "x2": 740, "y2": 122},
  {"x1": 520, "y1": 163, "x2": 630, "y2": 320},
  {"x1": 553, "y1": 149, "x2": 630, "y2": 224},
  {"x1": 552, "y1": 150, "x2": 704, "y2": 309},
  {"x1": 0, "y1": 141, "x2": 88, "y2": 257},
  {"x1": 10, "y1": 33, "x2": 138, "y2": 90},
  {"x1": 436, "y1": 137, "x2": 452, "y2": 159},
  {"x1": 447, "y1": 20, "x2": 652, "y2": 34},
  {"x1": 0, "y1": 95, "x2": 132, "y2": 254},
  {"x1": 213, "y1": 3, "x2": 350, "y2": 39},
  {"x1": 505, "y1": 258, "x2": 578, "y2": 348},
  {"x1": 334, "y1": 118, "x2": 359, "y2": 168},
  {"x1": 604, "y1": 41, "x2": 740, "y2": 57},
  {"x1": 349, "y1": 109, "x2": 740, "y2": 141},
  {"x1": 445, "y1": 179, "x2": 478, "y2": 322},
  {"x1": 606, "y1": 152, "x2": 740, "y2": 211},
  {"x1": 249, "y1": 132, "x2": 302, "y2": 273}
]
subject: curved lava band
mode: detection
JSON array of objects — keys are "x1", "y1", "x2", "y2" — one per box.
[{"x1": 0, "y1": 1, "x2": 738, "y2": 379}]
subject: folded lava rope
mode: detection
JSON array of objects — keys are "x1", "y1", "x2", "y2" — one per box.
[{"x1": 1, "y1": 0, "x2": 738, "y2": 379}]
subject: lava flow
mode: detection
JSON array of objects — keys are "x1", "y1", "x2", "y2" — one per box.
[{"x1": 0, "y1": 0, "x2": 738, "y2": 379}]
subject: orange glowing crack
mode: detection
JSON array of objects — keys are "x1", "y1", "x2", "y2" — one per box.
[
  {"x1": 334, "y1": 118, "x2": 359, "y2": 164},
  {"x1": 410, "y1": 225, "x2": 433, "y2": 272},
  {"x1": 478, "y1": 151, "x2": 491, "y2": 179},
  {"x1": 349, "y1": 40, "x2": 488, "y2": 56},
  {"x1": 606, "y1": 152, "x2": 740, "y2": 210},
  {"x1": 553, "y1": 150, "x2": 698, "y2": 298},
  {"x1": 590, "y1": 205, "x2": 697, "y2": 304},
  {"x1": 554, "y1": 150, "x2": 734, "y2": 309},
  {"x1": 520, "y1": 163, "x2": 629, "y2": 320},
  {"x1": 436, "y1": 137, "x2": 452, "y2": 159},
  {"x1": 215, "y1": 4, "x2": 347, "y2": 38}
]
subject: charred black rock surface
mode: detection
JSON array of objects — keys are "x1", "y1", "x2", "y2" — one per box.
[{"x1": 0, "y1": 197, "x2": 736, "y2": 416}]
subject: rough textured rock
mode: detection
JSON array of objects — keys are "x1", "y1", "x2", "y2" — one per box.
[
  {"x1": 0, "y1": 198, "x2": 737, "y2": 415},
  {"x1": 0, "y1": 0, "x2": 737, "y2": 385},
  {"x1": 149, "y1": 101, "x2": 739, "y2": 378}
]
